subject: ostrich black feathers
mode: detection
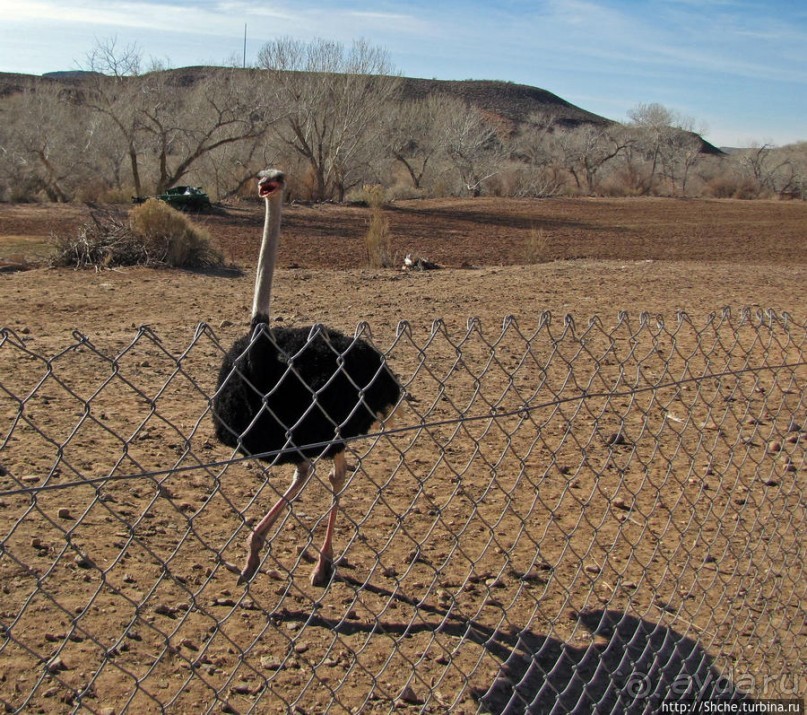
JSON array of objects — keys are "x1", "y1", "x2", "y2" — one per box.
[{"x1": 213, "y1": 321, "x2": 401, "y2": 464}]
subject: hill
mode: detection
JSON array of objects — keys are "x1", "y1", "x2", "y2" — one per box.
[
  {"x1": 399, "y1": 76, "x2": 611, "y2": 129},
  {"x1": 0, "y1": 66, "x2": 718, "y2": 152}
]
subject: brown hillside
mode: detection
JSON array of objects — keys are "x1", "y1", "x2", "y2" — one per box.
[
  {"x1": 2, "y1": 67, "x2": 609, "y2": 130},
  {"x1": 399, "y1": 77, "x2": 610, "y2": 129}
]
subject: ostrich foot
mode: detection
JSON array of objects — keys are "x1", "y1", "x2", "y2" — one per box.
[
  {"x1": 237, "y1": 559, "x2": 259, "y2": 585},
  {"x1": 237, "y1": 533, "x2": 265, "y2": 585},
  {"x1": 310, "y1": 555, "x2": 335, "y2": 587}
]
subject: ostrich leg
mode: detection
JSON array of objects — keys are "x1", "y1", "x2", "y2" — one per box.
[
  {"x1": 310, "y1": 451, "x2": 347, "y2": 587},
  {"x1": 238, "y1": 460, "x2": 312, "y2": 584}
]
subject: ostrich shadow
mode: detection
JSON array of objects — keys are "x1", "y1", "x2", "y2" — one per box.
[
  {"x1": 473, "y1": 608, "x2": 750, "y2": 714},
  {"x1": 275, "y1": 575, "x2": 750, "y2": 714}
]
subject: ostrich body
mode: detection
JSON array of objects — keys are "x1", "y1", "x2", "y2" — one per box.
[{"x1": 213, "y1": 169, "x2": 401, "y2": 586}]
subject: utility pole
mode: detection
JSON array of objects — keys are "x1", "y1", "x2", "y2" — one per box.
[{"x1": 243, "y1": 24, "x2": 247, "y2": 68}]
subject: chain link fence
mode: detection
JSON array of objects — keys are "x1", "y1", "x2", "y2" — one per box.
[{"x1": 0, "y1": 308, "x2": 804, "y2": 713}]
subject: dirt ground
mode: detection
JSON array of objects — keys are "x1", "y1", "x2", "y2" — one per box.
[{"x1": 0, "y1": 197, "x2": 805, "y2": 713}]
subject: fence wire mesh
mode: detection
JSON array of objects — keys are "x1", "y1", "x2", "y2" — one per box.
[{"x1": 0, "y1": 308, "x2": 804, "y2": 714}]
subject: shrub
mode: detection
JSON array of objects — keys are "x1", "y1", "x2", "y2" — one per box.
[
  {"x1": 362, "y1": 185, "x2": 395, "y2": 268},
  {"x1": 348, "y1": 183, "x2": 388, "y2": 208},
  {"x1": 703, "y1": 175, "x2": 761, "y2": 200},
  {"x1": 129, "y1": 199, "x2": 222, "y2": 267},
  {"x1": 51, "y1": 200, "x2": 223, "y2": 269},
  {"x1": 522, "y1": 226, "x2": 551, "y2": 264}
]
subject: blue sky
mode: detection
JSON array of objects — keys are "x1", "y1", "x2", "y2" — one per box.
[{"x1": 1, "y1": 0, "x2": 805, "y2": 147}]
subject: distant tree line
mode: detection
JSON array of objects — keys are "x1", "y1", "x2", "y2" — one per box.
[{"x1": 0, "y1": 37, "x2": 804, "y2": 204}]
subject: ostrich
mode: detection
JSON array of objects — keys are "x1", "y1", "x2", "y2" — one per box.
[{"x1": 213, "y1": 169, "x2": 401, "y2": 587}]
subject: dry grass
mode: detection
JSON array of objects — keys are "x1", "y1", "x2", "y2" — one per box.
[
  {"x1": 522, "y1": 226, "x2": 551, "y2": 264},
  {"x1": 362, "y1": 185, "x2": 396, "y2": 268}
]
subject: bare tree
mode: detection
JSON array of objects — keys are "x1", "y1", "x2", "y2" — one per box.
[
  {"x1": 82, "y1": 38, "x2": 149, "y2": 196},
  {"x1": 257, "y1": 37, "x2": 400, "y2": 201},
  {"x1": 82, "y1": 39, "x2": 268, "y2": 196},
  {"x1": 657, "y1": 127, "x2": 703, "y2": 196},
  {"x1": 557, "y1": 124, "x2": 631, "y2": 194},
  {"x1": 138, "y1": 70, "x2": 269, "y2": 194},
  {"x1": 740, "y1": 143, "x2": 797, "y2": 196},
  {"x1": 1, "y1": 83, "x2": 93, "y2": 201},
  {"x1": 440, "y1": 100, "x2": 504, "y2": 196},
  {"x1": 85, "y1": 36, "x2": 143, "y2": 78},
  {"x1": 627, "y1": 102, "x2": 707, "y2": 195},
  {"x1": 507, "y1": 111, "x2": 567, "y2": 197},
  {"x1": 382, "y1": 95, "x2": 448, "y2": 190}
]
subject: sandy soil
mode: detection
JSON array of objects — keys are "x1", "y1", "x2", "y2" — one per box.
[{"x1": 0, "y1": 197, "x2": 805, "y2": 713}]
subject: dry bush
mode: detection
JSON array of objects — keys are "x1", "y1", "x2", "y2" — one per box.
[
  {"x1": 51, "y1": 200, "x2": 223, "y2": 269},
  {"x1": 522, "y1": 226, "x2": 551, "y2": 264},
  {"x1": 703, "y1": 174, "x2": 762, "y2": 200},
  {"x1": 362, "y1": 185, "x2": 395, "y2": 268},
  {"x1": 598, "y1": 167, "x2": 650, "y2": 197},
  {"x1": 129, "y1": 199, "x2": 222, "y2": 267},
  {"x1": 74, "y1": 184, "x2": 134, "y2": 204},
  {"x1": 349, "y1": 183, "x2": 388, "y2": 208}
]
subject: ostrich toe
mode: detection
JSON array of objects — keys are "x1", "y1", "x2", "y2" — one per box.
[
  {"x1": 310, "y1": 556, "x2": 335, "y2": 587},
  {"x1": 238, "y1": 555, "x2": 260, "y2": 585}
]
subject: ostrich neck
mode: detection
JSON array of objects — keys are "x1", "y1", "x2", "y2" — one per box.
[{"x1": 251, "y1": 195, "x2": 282, "y2": 322}]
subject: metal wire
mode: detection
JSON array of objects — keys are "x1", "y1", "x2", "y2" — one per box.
[{"x1": 0, "y1": 308, "x2": 804, "y2": 714}]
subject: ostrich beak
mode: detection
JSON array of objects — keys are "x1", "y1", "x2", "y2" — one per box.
[{"x1": 258, "y1": 171, "x2": 286, "y2": 198}]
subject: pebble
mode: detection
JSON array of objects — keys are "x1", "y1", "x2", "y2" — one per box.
[
  {"x1": 396, "y1": 684, "x2": 422, "y2": 705},
  {"x1": 74, "y1": 554, "x2": 93, "y2": 569},
  {"x1": 212, "y1": 597, "x2": 237, "y2": 607},
  {"x1": 260, "y1": 656, "x2": 284, "y2": 670},
  {"x1": 46, "y1": 656, "x2": 67, "y2": 673},
  {"x1": 57, "y1": 507, "x2": 72, "y2": 520},
  {"x1": 584, "y1": 564, "x2": 601, "y2": 574}
]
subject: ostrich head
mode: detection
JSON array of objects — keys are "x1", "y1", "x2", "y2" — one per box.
[{"x1": 258, "y1": 169, "x2": 285, "y2": 199}]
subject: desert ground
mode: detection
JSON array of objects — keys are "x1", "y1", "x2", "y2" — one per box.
[{"x1": 0, "y1": 196, "x2": 805, "y2": 713}]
